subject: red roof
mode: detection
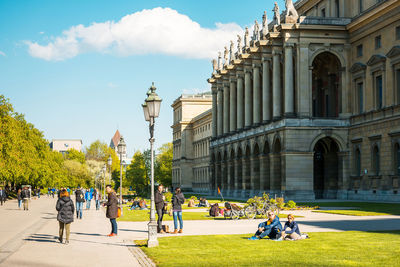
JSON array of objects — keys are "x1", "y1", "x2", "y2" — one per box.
[{"x1": 111, "y1": 130, "x2": 121, "y2": 148}]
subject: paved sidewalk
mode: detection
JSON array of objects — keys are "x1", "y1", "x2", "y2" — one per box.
[{"x1": 0, "y1": 197, "x2": 145, "y2": 267}]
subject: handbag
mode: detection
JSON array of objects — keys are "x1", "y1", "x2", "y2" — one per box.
[{"x1": 117, "y1": 207, "x2": 121, "y2": 218}]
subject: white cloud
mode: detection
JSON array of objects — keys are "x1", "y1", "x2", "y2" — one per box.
[
  {"x1": 0, "y1": 51, "x2": 6, "y2": 57},
  {"x1": 26, "y1": 7, "x2": 243, "y2": 61}
]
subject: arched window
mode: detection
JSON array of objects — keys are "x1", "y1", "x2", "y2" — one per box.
[
  {"x1": 395, "y1": 143, "x2": 400, "y2": 176},
  {"x1": 355, "y1": 148, "x2": 361, "y2": 176},
  {"x1": 372, "y1": 145, "x2": 380, "y2": 175}
]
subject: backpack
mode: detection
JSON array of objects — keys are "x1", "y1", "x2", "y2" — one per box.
[{"x1": 209, "y1": 203, "x2": 220, "y2": 217}]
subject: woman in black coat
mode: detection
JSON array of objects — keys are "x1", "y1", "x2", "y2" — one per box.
[{"x1": 56, "y1": 189, "x2": 74, "y2": 244}]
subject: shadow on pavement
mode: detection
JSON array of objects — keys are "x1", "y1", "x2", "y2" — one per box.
[
  {"x1": 298, "y1": 218, "x2": 400, "y2": 233},
  {"x1": 119, "y1": 229, "x2": 147, "y2": 233},
  {"x1": 24, "y1": 234, "x2": 58, "y2": 243},
  {"x1": 72, "y1": 232, "x2": 106, "y2": 237}
]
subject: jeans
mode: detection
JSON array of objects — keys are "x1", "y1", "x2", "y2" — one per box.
[
  {"x1": 59, "y1": 222, "x2": 71, "y2": 241},
  {"x1": 18, "y1": 199, "x2": 22, "y2": 208},
  {"x1": 38, "y1": 192, "x2": 40, "y2": 198},
  {"x1": 76, "y1": 201, "x2": 83, "y2": 218},
  {"x1": 156, "y1": 208, "x2": 164, "y2": 232},
  {"x1": 86, "y1": 199, "x2": 91, "y2": 209},
  {"x1": 110, "y1": 218, "x2": 117, "y2": 234},
  {"x1": 255, "y1": 228, "x2": 281, "y2": 240},
  {"x1": 96, "y1": 200, "x2": 100, "y2": 210},
  {"x1": 173, "y1": 211, "x2": 183, "y2": 230}
]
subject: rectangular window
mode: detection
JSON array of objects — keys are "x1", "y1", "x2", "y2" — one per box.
[
  {"x1": 397, "y1": 69, "x2": 400, "y2": 104},
  {"x1": 376, "y1": 75, "x2": 383, "y2": 109},
  {"x1": 357, "y1": 82, "x2": 364, "y2": 113},
  {"x1": 321, "y1": 8, "x2": 326, "y2": 17},
  {"x1": 359, "y1": 0, "x2": 363, "y2": 13},
  {"x1": 375, "y1": 35, "x2": 381, "y2": 49},
  {"x1": 357, "y1": 45, "x2": 363, "y2": 57},
  {"x1": 397, "y1": 26, "x2": 400, "y2": 40}
]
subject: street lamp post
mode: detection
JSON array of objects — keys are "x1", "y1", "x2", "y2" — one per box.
[
  {"x1": 117, "y1": 136, "x2": 126, "y2": 216},
  {"x1": 142, "y1": 82, "x2": 162, "y2": 248},
  {"x1": 108, "y1": 155, "x2": 112, "y2": 188}
]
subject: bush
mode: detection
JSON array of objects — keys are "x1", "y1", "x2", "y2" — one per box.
[
  {"x1": 190, "y1": 196, "x2": 197, "y2": 201},
  {"x1": 164, "y1": 191, "x2": 172, "y2": 202},
  {"x1": 276, "y1": 197, "x2": 285, "y2": 209},
  {"x1": 285, "y1": 200, "x2": 296, "y2": 209}
]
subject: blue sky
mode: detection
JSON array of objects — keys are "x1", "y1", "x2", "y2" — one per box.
[{"x1": 0, "y1": 0, "x2": 285, "y2": 157}]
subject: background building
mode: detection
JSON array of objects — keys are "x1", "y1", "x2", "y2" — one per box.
[
  {"x1": 171, "y1": 92, "x2": 212, "y2": 192},
  {"x1": 208, "y1": 0, "x2": 400, "y2": 201},
  {"x1": 110, "y1": 130, "x2": 127, "y2": 161},
  {"x1": 50, "y1": 139, "x2": 83, "y2": 156}
]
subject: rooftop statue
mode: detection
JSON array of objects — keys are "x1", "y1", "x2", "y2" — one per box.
[
  {"x1": 218, "y1": 52, "x2": 222, "y2": 70},
  {"x1": 253, "y1": 20, "x2": 260, "y2": 42},
  {"x1": 224, "y1": 46, "x2": 229, "y2": 67},
  {"x1": 285, "y1": 0, "x2": 299, "y2": 23},
  {"x1": 262, "y1": 11, "x2": 269, "y2": 37},
  {"x1": 244, "y1": 27, "x2": 250, "y2": 49},
  {"x1": 212, "y1": 59, "x2": 217, "y2": 74},
  {"x1": 273, "y1": 2, "x2": 280, "y2": 25},
  {"x1": 229, "y1": 40, "x2": 235, "y2": 62},
  {"x1": 237, "y1": 34, "x2": 242, "y2": 55}
]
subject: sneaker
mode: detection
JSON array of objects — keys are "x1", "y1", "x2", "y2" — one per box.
[
  {"x1": 178, "y1": 229, "x2": 183, "y2": 234},
  {"x1": 273, "y1": 237, "x2": 283, "y2": 241},
  {"x1": 65, "y1": 240, "x2": 69, "y2": 245},
  {"x1": 58, "y1": 237, "x2": 63, "y2": 243},
  {"x1": 159, "y1": 230, "x2": 166, "y2": 234},
  {"x1": 248, "y1": 236, "x2": 259, "y2": 240}
]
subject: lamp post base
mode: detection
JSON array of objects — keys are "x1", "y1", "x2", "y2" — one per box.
[{"x1": 147, "y1": 221, "x2": 159, "y2": 247}]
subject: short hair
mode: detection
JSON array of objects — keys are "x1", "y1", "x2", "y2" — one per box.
[
  {"x1": 287, "y1": 214, "x2": 295, "y2": 220},
  {"x1": 158, "y1": 184, "x2": 163, "y2": 188},
  {"x1": 175, "y1": 187, "x2": 181, "y2": 194},
  {"x1": 106, "y1": 184, "x2": 112, "y2": 188}
]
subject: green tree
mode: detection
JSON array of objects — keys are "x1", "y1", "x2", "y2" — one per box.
[
  {"x1": 66, "y1": 148, "x2": 86, "y2": 164},
  {"x1": 155, "y1": 143, "x2": 173, "y2": 187},
  {"x1": 126, "y1": 151, "x2": 148, "y2": 196}
]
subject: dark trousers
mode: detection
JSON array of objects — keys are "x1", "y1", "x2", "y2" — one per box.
[
  {"x1": 110, "y1": 218, "x2": 117, "y2": 234},
  {"x1": 156, "y1": 208, "x2": 164, "y2": 232},
  {"x1": 0, "y1": 197, "x2": 4, "y2": 205},
  {"x1": 255, "y1": 228, "x2": 281, "y2": 240}
]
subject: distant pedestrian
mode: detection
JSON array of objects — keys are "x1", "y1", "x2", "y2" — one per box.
[
  {"x1": 75, "y1": 186, "x2": 85, "y2": 219},
  {"x1": 17, "y1": 189, "x2": 22, "y2": 209},
  {"x1": 155, "y1": 184, "x2": 165, "y2": 233},
  {"x1": 85, "y1": 189, "x2": 92, "y2": 210},
  {"x1": 170, "y1": 187, "x2": 185, "y2": 234},
  {"x1": 21, "y1": 187, "x2": 30, "y2": 210},
  {"x1": 0, "y1": 187, "x2": 6, "y2": 206},
  {"x1": 56, "y1": 189, "x2": 74, "y2": 244},
  {"x1": 105, "y1": 185, "x2": 118, "y2": 236},
  {"x1": 94, "y1": 189, "x2": 101, "y2": 210}
]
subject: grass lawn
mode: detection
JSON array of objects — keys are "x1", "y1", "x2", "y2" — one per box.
[
  {"x1": 298, "y1": 202, "x2": 400, "y2": 216},
  {"x1": 135, "y1": 231, "x2": 400, "y2": 267}
]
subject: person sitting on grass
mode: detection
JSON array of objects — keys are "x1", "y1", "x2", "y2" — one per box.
[
  {"x1": 282, "y1": 214, "x2": 302, "y2": 240},
  {"x1": 130, "y1": 198, "x2": 140, "y2": 210},
  {"x1": 248, "y1": 211, "x2": 282, "y2": 241}
]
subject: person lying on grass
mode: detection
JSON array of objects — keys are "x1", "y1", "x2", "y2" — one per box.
[
  {"x1": 282, "y1": 214, "x2": 302, "y2": 240},
  {"x1": 248, "y1": 211, "x2": 282, "y2": 241}
]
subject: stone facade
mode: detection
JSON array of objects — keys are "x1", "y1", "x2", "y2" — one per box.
[
  {"x1": 171, "y1": 93, "x2": 212, "y2": 192},
  {"x1": 50, "y1": 139, "x2": 83, "y2": 156},
  {"x1": 208, "y1": 0, "x2": 400, "y2": 201}
]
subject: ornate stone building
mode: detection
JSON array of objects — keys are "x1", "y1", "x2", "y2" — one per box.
[
  {"x1": 171, "y1": 93, "x2": 212, "y2": 192},
  {"x1": 208, "y1": 0, "x2": 400, "y2": 201}
]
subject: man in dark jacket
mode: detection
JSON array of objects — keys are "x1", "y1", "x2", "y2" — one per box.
[
  {"x1": 56, "y1": 189, "x2": 74, "y2": 244},
  {"x1": 75, "y1": 186, "x2": 85, "y2": 219},
  {"x1": 105, "y1": 185, "x2": 118, "y2": 236},
  {"x1": 155, "y1": 185, "x2": 165, "y2": 233},
  {"x1": 21, "y1": 187, "x2": 30, "y2": 211}
]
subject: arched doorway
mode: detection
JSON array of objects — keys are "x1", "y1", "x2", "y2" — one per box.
[
  {"x1": 313, "y1": 137, "x2": 339, "y2": 199},
  {"x1": 272, "y1": 139, "x2": 282, "y2": 192},
  {"x1": 263, "y1": 141, "x2": 270, "y2": 191},
  {"x1": 312, "y1": 52, "x2": 341, "y2": 118},
  {"x1": 237, "y1": 148, "x2": 243, "y2": 194},
  {"x1": 253, "y1": 144, "x2": 260, "y2": 192}
]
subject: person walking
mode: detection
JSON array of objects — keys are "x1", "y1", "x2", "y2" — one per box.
[
  {"x1": 75, "y1": 186, "x2": 85, "y2": 219},
  {"x1": 155, "y1": 184, "x2": 165, "y2": 233},
  {"x1": 56, "y1": 189, "x2": 74, "y2": 244},
  {"x1": 94, "y1": 189, "x2": 101, "y2": 210},
  {"x1": 171, "y1": 187, "x2": 185, "y2": 234},
  {"x1": 85, "y1": 188, "x2": 93, "y2": 210},
  {"x1": 17, "y1": 189, "x2": 22, "y2": 209},
  {"x1": 21, "y1": 187, "x2": 30, "y2": 211},
  {"x1": 105, "y1": 185, "x2": 118, "y2": 236},
  {"x1": 0, "y1": 187, "x2": 6, "y2": 206}
]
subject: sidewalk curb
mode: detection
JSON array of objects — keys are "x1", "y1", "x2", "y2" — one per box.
[{"x1": 124, "y1": 240, "x2": 156, "y2": 267}]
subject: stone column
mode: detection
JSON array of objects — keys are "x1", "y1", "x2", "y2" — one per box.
[
  {"x1": 223, "y1": 81, "x2": 230, "y2": 134},
  {"x1": 236, "y1": 72, "x2": 244, "y2": 130},
  {"x1": 211, "y1": 87, "x2": 218, "y2": 138},
  {"x1": 217, "y1": 86, "x2": 223, "y2": 136},
  {"x1": 244, "y1": 67, "x2": 253, "y2": 128},
  {"x1": 284, "y1": 44, "x2": 295, "y2": 117},
  {"x1": 253, "y1": 63, "x2": 261, "y2": 125},
  {"x1": 298, "y1": 43, "x2": 310, "y2": 117},
  {"x1": 262, "y1": 57, "x2": 271, "y2": 122},
  {"x1": 241, "y1": 157, "x2": 247, "y2": 198},
  {"x1": 234, "y1": 157, "x2": 240, "y2": 197},
  {"x1": 229, "y1": 77, "x2": 237, "y2": 132},
  {"x1": 215, "y1": 162, "x2": 220, "y2": 195},
  {"x1": 272, "y1": 49, "x2": 282, "y2": 120}
]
